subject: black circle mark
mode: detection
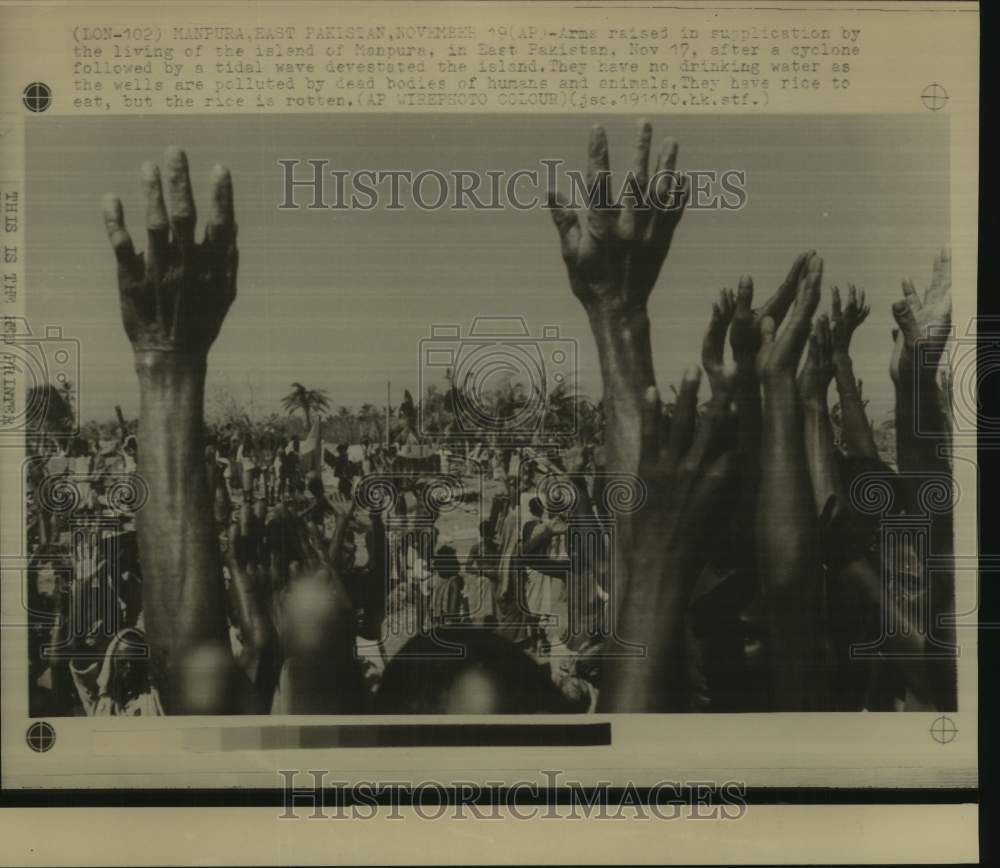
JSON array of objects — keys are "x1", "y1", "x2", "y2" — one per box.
[
  {"x1": 26, "y1": 720, "x2": 55, "y2": 752},
  {"x1": 23, "y1": 82, "x2": 52, "y2": 113},
  {"x1": 929, "y1": 715, "x2": 958, "y2": 744},
  {"x1": 921, "y1": 83, "x2": 949, "y2": 111}
]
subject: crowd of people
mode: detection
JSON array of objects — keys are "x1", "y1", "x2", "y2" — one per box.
[{"x1": 27, "y1": 126, "x2": 956, "y2": 716}]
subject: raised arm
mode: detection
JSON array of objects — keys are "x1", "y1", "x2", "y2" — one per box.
[
  {"x1": 830, "y1": 284, "x2": 878, "y2": 461},
  {"x1": 728, "y1": 257, "x2": 809, "y2": 465},
  {"x1": 547, "y1": 121, "x2": 689, "y2": 621},
  {"x1": 598, "y1": 370, "x2": 739, "y2": 711},
  {"x1": 754, "y1": 252, "x2": 829, "y2": 710},
  {"x1": 548, "y1": 121, "x2": 688, "y2": 477},
  {"x1": 890, "y1": 250, "x2": 953, "y2": 508},
  {"x1": 103, "y1": 148, "x2": 238, "y2": 713},
  {"x1": 798, "y1": 314, "x2": 846, "y2": 515},
  {"x1": 701, "y1": 288, "x2": 736, "y2": 397}
]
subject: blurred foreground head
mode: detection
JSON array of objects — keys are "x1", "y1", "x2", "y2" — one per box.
[
  {"x1": 375, "y1": 628, "x2": 569, "y2": 714},
  {"x1": 174, "y1": 641, "x2": 241, "y2": 715}
]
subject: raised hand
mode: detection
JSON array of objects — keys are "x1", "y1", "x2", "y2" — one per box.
[
  {"x1": 799, "y1": 314, "x2": 846, "y2": 516},
  {"x1": 755, "y1": 253, "x2": 824, "y2": 382},
  {"x1": 102, "y1": 149, "x2": 238, "y2": 713},
  {"x1": 891, "y1": 248, "x2": 952, "y2": 381},
  {"x1": 701, "y1": 288, "x2": 736, "y2": 394},
  {"x1": 889, "y1": 249, "x2": 953, "y2": 545},
  {"x1": 831, "y1": 286, "x2": 878, "y2": 461},
  {"x1": 729, "y1": 253, "x2": 811, "y2": 372},
  {"x1": 830, "y1": 284, "x2": 869, "y2": 356},
  {"x1": 548, "y1": 121, "x2": 689, "y2": 317},
  {"x1": 797, "y1": 315, "x2": 834, "y2": 405},
  {"x1": 103, "y1": 147, "x2": 237, "y2": 357},
  {"x1": 632, "y1": 369, "x2": 739, "y2": 573}
]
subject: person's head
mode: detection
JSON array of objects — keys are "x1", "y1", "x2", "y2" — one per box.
[
  {"x1": 277, "y1": 571, "x2": 354, "y2": 659},
  {"x1": 107, "y1": 631, "x2": 150, "y2": 706},
  {"x1": 290, "y1": 436, "x2": 300, "y2": 450},
  {"x1": 174, "y1": 641, "x2": 242, "y2": 714},
  {"x1": 375, "y1": 629, "x2": 571, "y2": 714},
  {"x1": 433, "y1": 545, "x2": 461, "y2": 579},
  {"x1": 337, "y1": 443, "x2": 348, "y2": 455},
  {"x1": 306, "y1": 473, "x2": 324, "y2": 500},
  {"x1": 361, "y1": 435, "x2": 371, "y2": 446},
  {"x1": 528, "y1": 497, "x2": 544, "y2": 519}
]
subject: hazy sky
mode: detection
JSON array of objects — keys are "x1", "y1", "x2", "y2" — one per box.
[{"x1": 27, "y1": 113, "x2": 948, "y2": 424}]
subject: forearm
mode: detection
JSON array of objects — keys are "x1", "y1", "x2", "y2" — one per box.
[
  {"x1": 586, "y1": 307, "x2": 654, "y2": 617},
  {"x1": 734, "y1": 371, "x2": 762, "y2": 463},
  {"x1": 833, "y1": 354, "x2": 878, "y2": 460},
  {"x1": 894, "y1": 368, "x2": 952, "y2": 516},
  {"x1": 587, "y1": 307, "x2": 655, "y2": 476},
  {"x1": 760, "y1": 380, "x2": 816, "y2": 561},
  {"x1": 758, "y1": 377, "x2": 826, "y2": 708},
  {"x1": 228, "y1": 567, "x2": 272, "y2": 668},
  {"x1": 598, "y1": 552, "x2": 688, "y2": 712},
  {"x1": 135, "y1": 353, "x2": 229, "y2": 695},
  {"x1": 801, "y1": 396, "x2": 845, "y2": 515}
]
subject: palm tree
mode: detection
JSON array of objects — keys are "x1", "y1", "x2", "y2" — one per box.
[
  {"x1": 335, "y1": 405, "x2": 355, "y2": 442},
  {"x1": 357, "y1": 403, "x2": 377, "y2": 439},
  {"x1": 281, "y1": 382, "x2": 330, "y2": 429}
]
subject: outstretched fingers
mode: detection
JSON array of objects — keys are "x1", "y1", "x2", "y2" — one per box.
[
  {"x1": 831, "y1": 285, "x2": 843, "y2": 322},
  {"x1": 786, "y1": 252, "x2": 823, "y2": 345},
  {"x1": 892, "y1": 298, "x2": 920, "y2": 346},
  {"x1": 141, "y1": 162, "x2": 169, "y2": 286},
  {"x1": 758, "y1": 251, "x2": 810, "y2": 327},
  {"x1": 547, "y1": 189, "x2": 580, "y2": 261},
  {"x1": 205, "y1": 164, "x2": 239, "y2": 304},
  {"x1": 735, "y1": 274, "x2": 754, "y2": 316},
  {"x1": 204, "y1": 164, "x2": 236, "y2": 249},
  {"x1": 927, "y1": 246, "x2": 952, "y2": 304},
  {"x1": 646, "y1": 137, "x2": 687, "y2": 246},
  {"x1": 702, "y1": 289, "x2": 736, "y2": 371},
  {"x1": 667, "y1": 367, "x2": 701, "y2": 462},
  {"x1": 639, "y1": 385, "x2": 665, "y2": 467},
  {"x1": 901, "y1": 277, "x2": 922, "y2": 312},
  {"x1": 102, "y1": 194, "x2": 139, "y2": 280},
  {"x1": 619, "y1": 118, "x2": 652, "y2": 238},
  {"x1": 164, "y1": 146, "x2": 197, "y2": 263},
  {"x1": 584, "y1": 125, "x2": 613, "y2": 224}
]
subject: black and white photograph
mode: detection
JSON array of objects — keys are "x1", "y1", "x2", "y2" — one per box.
[
  {"x1": 20, "y1": 112, "x2": 958, "y2": 717},
  {"x1": 0, "y1": 1, "x2": 984, "y2": 864}
]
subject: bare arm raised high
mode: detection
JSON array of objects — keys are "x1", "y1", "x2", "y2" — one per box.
[
  {"x1": 103, "y1": 148, "x2": 238, "y2": 713},
  {"x1": 547, "y1": 121, "x2": 689, "y2": 621},
  {"x1": 548, "y1": 121, "x2": 689, "y2": 478},
  {"x1": 755, "y1": 252, "x2": 830, "y2": 710},
  {"x1": 830, "y1": 285, "x2": 878, "y2": 461}
]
